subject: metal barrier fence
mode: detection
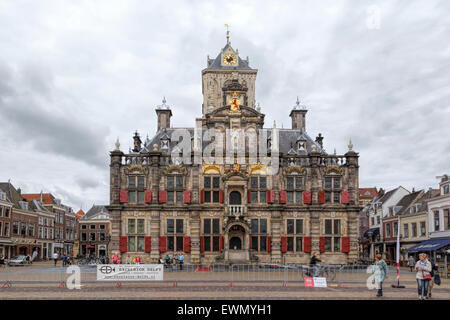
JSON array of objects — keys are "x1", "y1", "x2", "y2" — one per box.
[{"x1": 0, "y1": 262, "x2": 437, "y2": 288}]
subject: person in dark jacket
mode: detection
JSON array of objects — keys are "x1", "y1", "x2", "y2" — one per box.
[
  {"x1": 427, "y1": 254, "x2": 439, "y2": 299},
  {"x1": 309, "y1": 252, "x2": 322, "y2": 277}
]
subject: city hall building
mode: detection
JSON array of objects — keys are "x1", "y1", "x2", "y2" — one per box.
[{"x1": 108, "y1": 33, "x2": 360, "y2": 265}]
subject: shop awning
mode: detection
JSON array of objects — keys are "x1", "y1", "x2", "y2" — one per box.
[
  {"x1": 364, "y1": 228, "x2": 379, "y2": 238},
  {"x1": 406, "y1": 238, "x2": 450, "y2": 252},
  {"x1": 0, "y1": 240, "x2": 15, "y2": 246}
]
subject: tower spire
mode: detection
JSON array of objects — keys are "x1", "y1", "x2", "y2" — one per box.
[{"x1": 225, "y1": 24, "x2": 230, "y2": 44}]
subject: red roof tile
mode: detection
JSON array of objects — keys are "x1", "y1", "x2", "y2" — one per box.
[
  {"x1": 22, "y1": 193, "x2": 55, "y2": 205},
  {"x1": 359, "y1": 188, "x2": 378, "y2": 198}
]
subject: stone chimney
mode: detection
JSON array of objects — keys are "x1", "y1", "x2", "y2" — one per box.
[
  {"x1": 155, "y1": 97, "x2": 172, "y2": 132},
  {"x1": 289, "y1": 97, "x2": 307, "y2": 131}
]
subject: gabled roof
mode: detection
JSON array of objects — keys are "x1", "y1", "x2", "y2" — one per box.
[
  {"x1": 395, "y1": 191, "x2": 423, "y2": 216},
  {"x1": 206, "y1": 43, "x2": 253, "y2": 70},
  {"x1": 82, "y1": 205, "x2": 109, "y2": 220},
  {"x1": 22, "y1": 193, "x2": 56, "y2": 205},
  {"x1": 377, "y1": 187, "x2": 403, "y2": 204},
  {"x1": 76, "y1": 209, "x2": 85, "y2": 219},
  {"x1": 359, "y1": 188, "x2": 378, "y2": 198},
  {"x1": 0, "y1": 182, "x2": 25, "y2": 208}
]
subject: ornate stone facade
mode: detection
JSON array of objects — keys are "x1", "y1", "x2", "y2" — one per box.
[{"x1": 108, "y1": 35, "x2": 360, "y2": 265}]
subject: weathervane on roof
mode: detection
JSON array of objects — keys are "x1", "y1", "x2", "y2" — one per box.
[{"x1": 225, "y1": 24, "x2": 230, "y2": 44}]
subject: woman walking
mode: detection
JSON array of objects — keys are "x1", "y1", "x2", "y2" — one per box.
[
  {"x1": 415, "y1": 253, "x2": 432, "y2": 300},
  {"x1": 372, "y1": 254, "x2": 388, "y2": 297}
]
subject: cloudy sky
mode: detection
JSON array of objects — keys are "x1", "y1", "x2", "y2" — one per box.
[{"x1": 0, "y1": 0, "x2": 449, "y2": 210}]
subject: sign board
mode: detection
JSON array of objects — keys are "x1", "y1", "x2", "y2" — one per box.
[
  {"x1": 303, "y1": 277, "x2": 327, "y2": 288},
  {"x1": 97, "y1": 264, "x2": 164, "y2": 281}
]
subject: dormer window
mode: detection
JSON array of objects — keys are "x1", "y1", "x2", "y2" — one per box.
[
  {"x1": 443, "y1": 184, "x2": 449, "y2": 195},
  {"x1": 297, "y1": 140, "x2": 306, "y2": 151},
  {"x1": 161, "y1": 139, "x2": 169, "y2": 150},
  {"x1": 19, "y1": 201, "x2": 28, "y2": 211},
  {"x1": 0, "y1": 191, "x2": 6, "y2": 201}
]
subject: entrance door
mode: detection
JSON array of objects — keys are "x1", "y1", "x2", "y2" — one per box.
[{"x1": 229, "y1": 237, "x2": 242, "y2": 250}]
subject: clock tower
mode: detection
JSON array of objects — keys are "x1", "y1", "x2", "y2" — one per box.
[{"x1": 201, "y1": 29, "x2": 258, "y2": 116}]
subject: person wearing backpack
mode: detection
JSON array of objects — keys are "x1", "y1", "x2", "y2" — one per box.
[{"x1": 415, "y1": 253, "x2": 432, "y2": 300}]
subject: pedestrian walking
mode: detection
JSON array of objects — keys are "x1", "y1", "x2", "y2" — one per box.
[
  {"x1": 61, "y1": 253, "x2": 66, "y2": 267},
  {"x1": 136, "y1": 256, "x2": 141, "y2": 264},
  {"x1": 126, "y1": 254, "x2": 131, "y2": 264},
  {"x1": 112, "y1": 254, "x2": 117, "y2": 264},
  {"x1": 179, "y1": 253, "x2": 184, "y2": 270},
  {"x1": 415, "y1": 253, "x2": 432, "y2": 300},
  {"x1": 408, "y1": 256, "x2": 415, "y2": 272},
  {"x1": 427, "y1": 254, "x2": 439, "y2": 299},
  {"x1": 53, "y1": 252, "x2": 59, "y2": 266},
  {"x1": 371, "y1": 254, "x2": 388, "y2": 297}
]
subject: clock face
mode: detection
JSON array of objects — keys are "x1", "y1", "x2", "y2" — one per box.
[{"x1": 223, "y1": 53, "x2": 237, "y2": 65}]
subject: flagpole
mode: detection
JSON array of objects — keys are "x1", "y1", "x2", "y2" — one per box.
[{"x1": 392, "y1": 215, "x2": 405, "y2": 288}]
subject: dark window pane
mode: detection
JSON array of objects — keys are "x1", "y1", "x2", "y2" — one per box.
[
  {"x1": 333, "y1": 192, "x2": 340, "y2": 203},
  {"x1": 296, "y1": 237, "x2": 302, "y2": 251},
  {"x1": 176, "y1": 191, "x2": 183, "y2": 203},
  {"x1": 287, "y1": 219, "x2": 294, "y2": 234},
  {"x1": 325, "y1": 237, "x2": 332, "y2": 251},
  {"x1": 176, "y1": 176, "x2": 183, "y2": 190},
  {"x1": 259, "y1": 191, "x2": 266, "y2": 203},
  {"x1": 138, "y1": 236, "x2": 145, "y2": 251},
  {"x1": 213, "y1": 191, "x2": 220, "y2": 203},
  {"x1": 251, "y1": 191, "x2": 258, "y2": 203},
  {"x1": 295, "y1": 177, "x2": 302, "y2": 189},
  {"x1": 204, "y1": 219, "x2": 211, "y2": 234},
  {"x1": 167, "y1": 176, "x2": 174, "y2": 189},
  {"x1": 333, "y1": 177, "x2": 340, "y2": 189},
  {"x1": 204, "y1": 236, "x2": 211, "y2": 251},
  {"x1": 213, "y1": 177, "x2": 220, "y2": 189},
  {"x1": 168, "y1": 237, "x2": 174, "y2": 251},
  {"x1": 128, "y1": 219, "x2": 135, "y2": 234},
  {"x1": 287, "y1": 191, "x2": 293, "y2": 203},
  {"x1": 128, "y1": 236, "x2": 135, "y2": 251},
  {"x1": 204, "y1": 177, "x2": 211, "y2": 189},
  {"x1": 129, "y1": 176, "x2": 136, "y2": 188},
  {"x1": 295, "y1": 191, "x2": 302, "y2": 203},
  {"x1": 137, "y1": 176, "x2": 144, "y2": 188},
  {"x1": 260, "y1": 177, "x2": 267, "y2": 189},
  {"x1": 167, "y1": 219, "x2": 174, "y2": 234},
  {"x1": 176, "y1": 236, "x2": 184, "y2": 251},
  {"x1": 325, "y1": 177, "x2": 332, "y2": 189},
  {"x1": 138, "y1": 191, "x2": 145, "y2": 203},
  {"x1": 251, "y1": 177, "x2": 258, "y2": 189},
  {"x1": 212, "y1": 219, "x2": 220, "y2": 234},
  {"x1": 205, "y1": 191, "x2": 211, "y2": 203},
  {"x1": 287, "y1": 237, "x2": 294, "y2": 251},
  {"x1": 213, "y1": 236, "x2": 220, "y2": 251},
  {"x1": 168, "y1": 191, "x2": 174, "y2": 202},
  {"x1": 251, "y1": 236, "x2": 258, "y2": 250},
  {"x1": 251, "y1": 219, "x2": 258, "y2": 234},
  {"x1": 129, "y1": 191, "x2": 136, "y2": 203},
  {"x1": 137, "y1": 219, "x2": 145, "y2": 234},
  {"x1": 260, "y1": 236, "x2": 267, "y2": 251},
  {"x1": 325, "y1": 219, "x2": 332, "y2": 234},
  {"x1": 325, "y1": 191, "x2": 331, "y2": 203},
  {"x1": 176, "y1": 219, "x2": 183, "y2": 234},
  {"x1": 334, "y1": 220, "x2": 340, "y2": 235},
  {"x1": 260, "y1": 219, "x2": 267, "y2": 234},
  {"x1": 334, "y1": 237, "x2": 340, "y2": 251},
  {"x1": 296, "y1": 219, "x2": 303, "y2": 234},
  {"x1": 287, "y1": 177, "x2": 294, "y2": 191}
]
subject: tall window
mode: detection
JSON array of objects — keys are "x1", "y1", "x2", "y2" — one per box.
[
  {"x1": 249, "y1": 176, "x2": 267, "y2": 203},
  {"x1": 127, "y1": 218, "x2": 146, "y2": 252},
  {"x1": 412, "y1": 223, "x2": 417, "y2": 237},
  {"x1": 446, "y1": 209, "x2": 450, "y2": 229},
  {"x1": 403, "y1": 224, "x2": 409, "y2": 238},
  {"x1": 286, "y1": 176, "x2": 303, "y2": 204},
  {"x1": 204, "y1": 176, "x2": 220, "y2": 203},
  {"x1": 20, "y1": 222, "x2": 27, "y2": 236},
  {"x1": 386, "y1": 223, "x2": 391, "y2": 238},
  {"x1": 250, "y1": 219, "x2": 267, "y2": 251},
  {"x1": 167, "y1": 175, "x2": 184, "y2": 203},
  {"x1": 420, "y1": 222, "x2": 426, "y2": 236},
  {"x1": 434, "y1": 211, "x2": 440, "y2": 231},
  {"x1": 324, "y1": 173, "x2": 341, "y2": 203},
  {"x1": 393, "y1": 222, "x2": 398, "y2": 237},
  {"x1": 3, "y1": 222, "x2": 9, "y2": 237},
  {"x1": 324, "y1": 219, "x2": 341, "y2": 252},
  {"x1": 128, "y1": 175, "x2": 145, "y2": 203},
  {"x1": 286, "y1": 219, "x2": 303, "y2": 252},
  {"x1": 203, "y1": 218, "x2": 221, "y2": 252},
  {"x1": 167, "y1": 218, "x2": 184, "y2": 251},
  {"x1": 28, "y1": 223, "x2": 34, "y2": 237}
]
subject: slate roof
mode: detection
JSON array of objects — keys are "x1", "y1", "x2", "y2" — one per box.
[
  {"x1": 0, "y1": 182, "x2": 24, "y2": 208},
  {"x1": 206, "y1": 43, "x2": 253, "y2": 70},
  {"x1": 395, "y1": 191, "x2": 423, "y2": 216},
  {"x1": 82, "y1": 205, "x2": 109, "y2": 220}
]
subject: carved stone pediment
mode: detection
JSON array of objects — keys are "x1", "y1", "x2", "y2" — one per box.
[
  {"x1": 164, "y1": 165, "x2": 187, "y2": 175},
  {"x1": 125, "y1": 165, "x2": 148, "y2": 175}
]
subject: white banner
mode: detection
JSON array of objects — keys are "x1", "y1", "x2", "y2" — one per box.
[
  {"x1": 312, "y1": 277, "x2": 327, "y2": 288},
  {"x1": 96, "y1": 264, "x2": 164, "y2": 281}
]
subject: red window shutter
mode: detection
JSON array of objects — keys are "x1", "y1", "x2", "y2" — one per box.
[
  {"x1": 200, "y1": 236, "x2": 205, "y2": 253},
  {"x1": 341, "y1": 190, "x2": 350, "y2": 204},
  {"x1": 219, "y1": 236, "x2": 223, "y2": 252},
  {"x1": 119, "y1": 190, "x2": 128, "y2": 203},
  {"x1": 119, "y1": 236, "x2": 127, "y2": 253},
  {"x1": 303, "y1": 191, "x2": 311, "y2": 204},
  {"x1": 144, "y1": 190, "x2": 152, "y2": 203},
  {"x1": 144, "y1": 236, "x2": 151, "y2": 253},
  {"x1": 319, "y1": 237, "x2": 326, "y2": 253},
  {"x1": 247, "y1": 190, "x2": 251, "y2": 204},
  {"x1": 281, "y1": 236, "x2": 287, "y2": 253},
  {"x1": 159, "y1": 236, "x2": 167, "y2": 253},
  {"x1": 319, "y1": 190, "x2": 325, "y2": 204},
  {"x1": 303, "y1": 236, "x2": 312, "y2": 253},
  {"x1": 158, "y1": 190, "x2": 167, "y2": 203},
  {"x1": 267, "y1": 190, "x2": 275, "y2": 204},
  {"x1": 219, "y1": 190, "x2": 224, "y2": 204},
  {"x1": 184, "y1": 236, "x2": 191, "y2": 253},
  {"x1": 280, "y1": 190, "x2": 287, "y2": 204},
  {"x1": 342, "y1": 236, "x2": 350, "y2": 253},
  {"x1": 267, "y1": 236, "x2": 271, "y2": 253},
  {"x1": 183, "y1": 190, "x2": 191, "y2": 204},
  {"x1": 200, "y1": 189, "x2": 205, "y2": 203}
]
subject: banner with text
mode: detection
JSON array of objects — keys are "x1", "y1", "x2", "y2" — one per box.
[{"x1": 97, "y1": 264, "x2": 164, "y2": 281}]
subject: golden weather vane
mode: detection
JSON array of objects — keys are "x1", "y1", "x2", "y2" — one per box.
[{"x1": 225, "y1": 24, "x2": 230, "y2": 43}]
